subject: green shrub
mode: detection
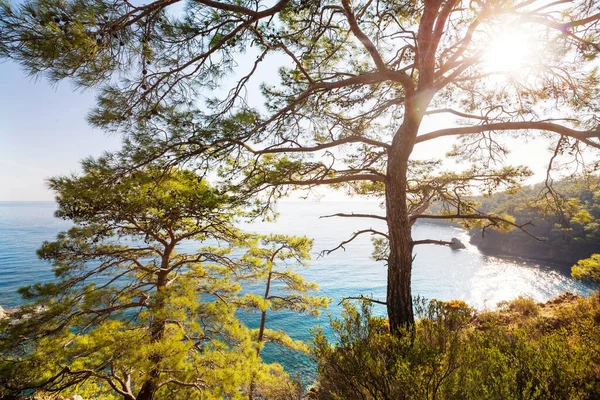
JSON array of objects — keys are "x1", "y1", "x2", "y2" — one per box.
[
  {"x1": 572, "y1": 254, "x2": 600, "y2": 287},
  {"x1": 313, "y1": 294, "x2": 600, "y2": 400},
  {"x1": 498, "y1": 296, "x2": 540, "y2": 317}
]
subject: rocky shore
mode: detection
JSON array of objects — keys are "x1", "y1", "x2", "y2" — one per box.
[{"x1": 468, "y1": 228, "x2": 590, "y2": 267}]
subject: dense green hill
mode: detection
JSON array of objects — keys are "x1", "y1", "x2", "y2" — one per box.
[{"x1": 467, "y1": 176, "x2": 600, "y2": 265}]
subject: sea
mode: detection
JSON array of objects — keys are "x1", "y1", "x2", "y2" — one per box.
[{"x1": 0, "y1": 201, "x2": 593, "y2": 382}]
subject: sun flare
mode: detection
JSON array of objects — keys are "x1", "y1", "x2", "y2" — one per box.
[{"x1": 482, "y1": 26, "x2": 538, "y2": 75}]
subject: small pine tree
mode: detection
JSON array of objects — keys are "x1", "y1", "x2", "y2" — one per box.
[
  {"x1": 239, "y1": 234, "x2": 330, "y2": 400},
  {"x1": 0, "y1": 160, "x2": 303, "y2": 400}
]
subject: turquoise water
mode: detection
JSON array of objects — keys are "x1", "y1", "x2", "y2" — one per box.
[{"x1": 0, "y1": 201, "x2": 593, "y2": 380}]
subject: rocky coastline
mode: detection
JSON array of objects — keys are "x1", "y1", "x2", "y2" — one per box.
[{"x1": 467, "y1": 228, "x2": 593, "y2": 268}]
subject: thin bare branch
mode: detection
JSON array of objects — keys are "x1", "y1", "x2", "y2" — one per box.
[
  {"x1": 319, "y1": 212, "x2": 387, "y2": 221},
  {"x1": 416, "y1": 122, "x2": 600, "y2": 149},
  {"x1": 338, "y1": 295, "x2": 387, "y2": 306},
  {"x1": 424, "y1": 108, "x2": 489, "y2": 121},
  {"x1": 415, "y1": 214, "x2": 542, "y2": 241},
  {"x1": 412, "y1": 239, "x2": 454, "y2": 246},
  {"x1": 319, "y1": 228, "x2": 388, "y2": 257}
]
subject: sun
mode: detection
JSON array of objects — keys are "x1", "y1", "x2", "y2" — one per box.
[{"x1": 482, "y1": 25, "x2": 538, "y2": 75}]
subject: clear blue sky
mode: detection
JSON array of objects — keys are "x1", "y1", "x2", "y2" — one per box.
[
  {"x1": 0, "y1": 37, "x2": 285, "y2": 201},
  {"x1": 0, "y1": 61, "x2": 121, "y2": 201}
]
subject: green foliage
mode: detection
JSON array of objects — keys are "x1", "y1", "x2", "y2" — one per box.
[
  {"x1": 240, "y1": 233, "x2": 330, "y2": 355},
  {"x1": 497, "y1": 296, "x2": 539, "y2": 317},
  {"x1": 468, "y1": 176, "x2": 600, "y2": 265},
  {"x1": 314, "y1": 296, "x2": 600, "y2": 400},
  {"x1": 243, "y1": 234, "x2": 329, "y2": 309},
  {"x1": 572, "y1": 254, "x2": 600, "y2": 287},
  {"x1": 0, "y1": 162, "x2": 321, "y2": 399},
  {"x1": 3, "y1": 0, "x2": 600, "y2": 332}
]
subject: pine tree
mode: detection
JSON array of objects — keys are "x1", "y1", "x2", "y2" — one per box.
[
  {"x1": 0, "y1": 160, "x2": 306, "y2": 400},
  {"x1": 239, "y1": 234, "x2": 330, "y2": 399},
  {"x1": 2, "y1": 0, "x2": 600, "y2": 332}
]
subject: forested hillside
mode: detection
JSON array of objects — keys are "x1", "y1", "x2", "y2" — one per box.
[{"x1": 468, "y1": 177, "x2": 600, "y2": 266}]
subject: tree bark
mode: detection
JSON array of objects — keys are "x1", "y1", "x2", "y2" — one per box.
[
  {"x1": 256, "y1": 270, "x2": 272, "y2": 348},
  {"x1": 135, "y1": 299, "x2": 167, "y2": 400},
  {"x1": 249, "y1": 270, "x2": 273, "y2": 400},
  {"x1": 136, "y1": 249, "x2": 172, "y2": 400},
  {"x1": 385, "y1": 105, "x2": 423, "y2": 334},
  {"x1": 382, "y1": 0, "x2": 439, "y2": 334}
]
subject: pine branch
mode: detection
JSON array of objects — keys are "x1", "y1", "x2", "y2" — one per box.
[{"x1": 414, "y1": 214, "x2": 542, "y2": 241}]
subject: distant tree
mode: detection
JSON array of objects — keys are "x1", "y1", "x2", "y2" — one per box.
[
  {"x1": 0, "y1": 161, "x2": 306, "y2": 400},
  {"x1": 2, "y1": 0, "x2": 600, "y2": 332},
  {"x1": 572, "y1": 254, "x2": 600, "y2": 287},
  {"x1": 239, "y1": 234, "x2": 330, "y2": 399}
]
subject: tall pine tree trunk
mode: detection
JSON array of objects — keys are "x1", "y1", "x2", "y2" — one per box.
[
  {"x1": 385, "y1": 114, "x2": 420, "y2": 334},
  {"x1": 383, "y1": 0, "x2": 440, "y2": 333}
]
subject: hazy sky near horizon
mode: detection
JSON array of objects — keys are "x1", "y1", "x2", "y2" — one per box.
[{"x1": 0, "y1": 61, "x2": 121, "y2": 201}]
